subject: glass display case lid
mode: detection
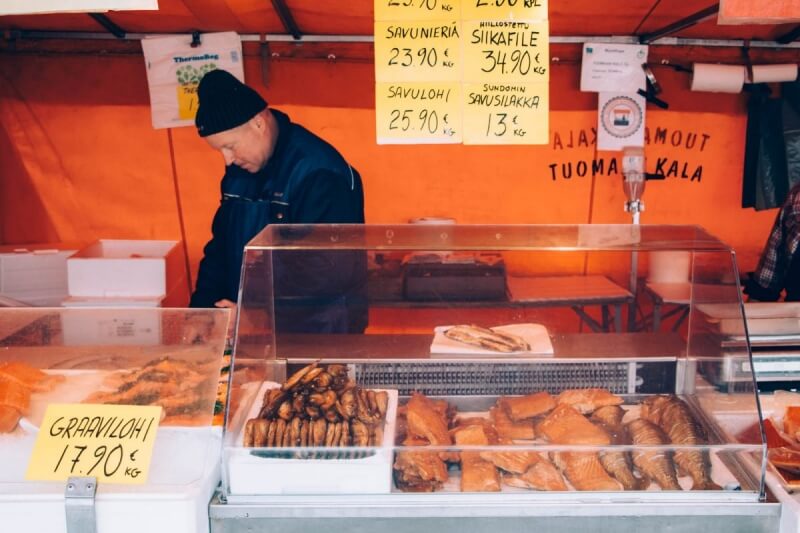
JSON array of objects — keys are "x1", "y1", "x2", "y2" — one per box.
[
  {"x1": 244, "y1": 224, "x2": 732, "y2": 252},
  {"x1": 0, "y1": 307, "x2": 229, "y2": 494}
]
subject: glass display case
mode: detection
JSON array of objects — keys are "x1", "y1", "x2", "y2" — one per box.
[
  {"x1": 0, "y1": 307, "x2": 229, "y2": 533},
  {"x1": 217, "y1": 224, "x2": 775, "y2": 532}
]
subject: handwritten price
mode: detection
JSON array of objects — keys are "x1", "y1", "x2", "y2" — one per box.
[
  {"x1": 389, "y1": 47, "x2": 454, "y2": 68},
  {"x1": 27, "y1": 405, "x2": 160, "y2": 485},
  {"x1": 475, "y1": 0, "x2": 542, "y2": 6},
  {"x1": 53, "y1": 443, "x2": 143, "y2": 479},
  {"x1": 389, "y1": 108, "x2": 455, "y2": 135},
  {"x1": 481, "y1": 49, "x2": 540, "y2": 76},
  {"x1": 485, "y1": 113, "x2": 526, "y2": 138},
  {"x1": 387, "y1": 0, "x2": 455, "y2": 11}
]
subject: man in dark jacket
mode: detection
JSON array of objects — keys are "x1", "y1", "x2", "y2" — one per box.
[{"x1": 189, "y1": 69, "x2": 367, "y2": 333}]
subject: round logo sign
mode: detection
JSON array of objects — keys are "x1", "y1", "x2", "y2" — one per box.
[{"x1": 600, "y1": 96, "x2": 643, "y2": 139}]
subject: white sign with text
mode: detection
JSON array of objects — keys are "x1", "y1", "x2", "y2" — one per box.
[
  {"x1": 141, "y1": 32, "x2": 244, "y2": 130},
  {"x1": 580, "y1": 43, "x2": 649, "y2": 93}
]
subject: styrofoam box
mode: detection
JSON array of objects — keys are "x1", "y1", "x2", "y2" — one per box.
[
  {"x1": 0, "y1": 426, "x2": 222, "y2": 533},
  {"x1": 67, "y1": 240, "x2": 181, "y2": 298},
  {"x1": 60, "y1": 306, "x2": 163, "y2": 345},
  {"x1": 3, "y1": 290, "x2": 64, "y2": 307},
  {"x1": 62, "y1": 296, "x2": 164, "y2": 308},
  {"x1": 63, "y1": 279, "x2": 189, "y2": 310},
  {"x1": 0, "y1": 249, "x2": 74, "y2": 304},
  {"x1": 227, "y1": 383, "x2": 398, "y2": 495}
]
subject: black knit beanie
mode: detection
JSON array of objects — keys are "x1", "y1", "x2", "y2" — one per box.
[{"x1": 195, "y1": 69, "x2": 267, "y2": 137}]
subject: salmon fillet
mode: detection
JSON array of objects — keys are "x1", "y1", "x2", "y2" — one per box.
[
  {"x1": 537, "y1": 404, "x2": 611, "y2": 445},
  {"x1": 491, "y1": 406, "x2": 535, "y2": 440},
  {"x1": 556, "y1": 388, "x2": 624, "y2": 414},
  {"x1": 406, "y1": 393, "x2": 458, "y2": 462},
  {"x1": 504, "y1": 457, "x2": 569, "y2": 491},
  {"x1": 0, "y1": 376, "x2": 30, "y2": 414},
  {"x1": 0, "y1": 405, "x2": 21, "y2": 432},
  {"x1": 0, "y1": 361, "x2": 64, "y2": 392},
  {"x1": 500, "y1": 391, "x2": 556, "y2": 421},
  {"x1": 461, "y1": 456, "x2": 501, "y2": 492},
  {"x1": 480, "y1": 437, "x2": 541, "y2": 474},
  {"x1": 453, "y1": 417, "x2": 500, "y2": 443},
  {"x1": 552, "y1": 452, "x2": 623, "y2": 491}
]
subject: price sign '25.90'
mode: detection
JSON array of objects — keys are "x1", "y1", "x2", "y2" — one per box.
[{"x1": 26, "y1": 404, "x2": 161, "y2": 485}]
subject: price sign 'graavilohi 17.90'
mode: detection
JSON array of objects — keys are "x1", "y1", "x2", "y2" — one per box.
[
  {"x1": 26, "y1": 404, "x2": 161, "y2": 485},
  {"x1": 375, "y1": 0, "x2": 549, "y2": 145}
]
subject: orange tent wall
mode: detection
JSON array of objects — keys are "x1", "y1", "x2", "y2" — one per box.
[{"x1": 0, "y1": 49, "x2": 780, "y2": 304}]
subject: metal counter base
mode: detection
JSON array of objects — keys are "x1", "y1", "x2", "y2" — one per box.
[{"x1": 209, "y1": 491, "x2": 782, "y2": 533}]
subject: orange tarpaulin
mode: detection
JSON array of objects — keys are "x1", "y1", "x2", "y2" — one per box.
[
  {"x1": 0, "y1": 50, "x2": 780, "y2": 306},
  {"x1": 719, "y1": 0, "x2": 800, "y2": 24}
]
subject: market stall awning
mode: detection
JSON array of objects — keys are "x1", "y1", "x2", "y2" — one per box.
[{"x1": 0, "y1": 0, "x2": 798, "y2": 43}]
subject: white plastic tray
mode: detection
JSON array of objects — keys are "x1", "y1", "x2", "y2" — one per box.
[
  {"x1": 227, "y1": 382, "x2": 397, "y2": 495},
  {"x1": 430, "y1": 323, "x2": 554, "y2": 356}
]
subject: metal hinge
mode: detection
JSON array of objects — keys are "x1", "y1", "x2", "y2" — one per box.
[{"x1": 65, "y1": 476, "x2": 97, "y2": 533}]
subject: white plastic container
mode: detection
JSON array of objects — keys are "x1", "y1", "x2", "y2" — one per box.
[
  {"x1": 0, "y1": 249, "x2": 75, "y2": 306},
  {"x1": 226, "y1": 384, "x2": 398, "y2": 496},
  {"x1": 0, "y1": 427, "x2": 221, "y2": 533},
  {"x1": 60, "y1": 306, "x2": 163, "y2": 345},
  {"x1": 67, "y1": 240, "x2": 181, "y2": 299}
]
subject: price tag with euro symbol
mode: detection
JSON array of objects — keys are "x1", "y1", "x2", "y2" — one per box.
[
  {"x1": 377, "y1": 82, "x2": 462, "y2": 143},
  {"x1": 26, "y1": 404, "x2": 161, "y2": 485}
]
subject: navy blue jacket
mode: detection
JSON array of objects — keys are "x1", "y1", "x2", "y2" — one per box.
[{"x1": 190, "y1": 109, "x2": 367, "y2": 332}]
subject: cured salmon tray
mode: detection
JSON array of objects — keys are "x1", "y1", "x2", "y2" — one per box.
[
  {"x1": 0, "y1": 357, "x2": 224, "y2": 434},
  {"x1": 391, "y1": 389, "x2": 751, "y2": 498}
]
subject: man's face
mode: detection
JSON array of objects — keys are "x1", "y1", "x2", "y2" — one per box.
[{"x1": 205, "y1": 117, "x2": 269, "y2": 173}]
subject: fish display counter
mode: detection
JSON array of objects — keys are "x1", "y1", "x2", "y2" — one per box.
[
  {"x1": 0, "y1": 307, "x2": 230, "y2": 533},
  {"x1": 211, "y1": 224, "x2": 780, "y2": 533}
]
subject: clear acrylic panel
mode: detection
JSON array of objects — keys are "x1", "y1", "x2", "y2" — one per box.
[{"x1": 225, "y1": 224, "x2": 764, "y2": 502}]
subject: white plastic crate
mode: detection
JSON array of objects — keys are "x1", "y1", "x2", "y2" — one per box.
[
  {"x1": 0, "y1": 427, "x2": 221, "y2": 533},
  {"x1": 67, "y1": 240, "x2": 181, "y2": 299},
  {"x1": 60, "y1": 306, "x2": 163, "y2": 345},
  {"x1": 0, "y1": 249, "x2": 74, "y2": 305}
]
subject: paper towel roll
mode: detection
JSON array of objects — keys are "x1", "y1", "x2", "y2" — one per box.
[
  {"x1": 691, "y1": 63, "x2": 746, "y2": 93},
  {"x1": 749, "y1": 64, "x2": 798, "y2": 84}
]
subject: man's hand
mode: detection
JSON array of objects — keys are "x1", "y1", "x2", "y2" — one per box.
[{"x1": 215, "y1": 299, "x2": 238, "y2": 339}]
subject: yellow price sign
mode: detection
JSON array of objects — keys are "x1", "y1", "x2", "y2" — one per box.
[
  {"x1": 26, "y1": 404, "x2": 162, "y2": 485},
  {"x1": 462, "y1": 82, "x2": 549, "y2": 144},
  {"x1": 177, "y1": 83, "x2": 199, "y2": 120},
  {"x1": 376, "y1": 82, "x2": 462, "y2": 143},
  {"x1": 461, "y1": 0, "x2": 548, "y2": 21},
  {"x1": 462, "y1": 20, "x2": 549, "y2": 83},
  {"x1": 375, "y1": 0, "x2": 462, "y2": 21},
  {"x1": 375, "y1": 21, "x2": 462, "y2": 82}
]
